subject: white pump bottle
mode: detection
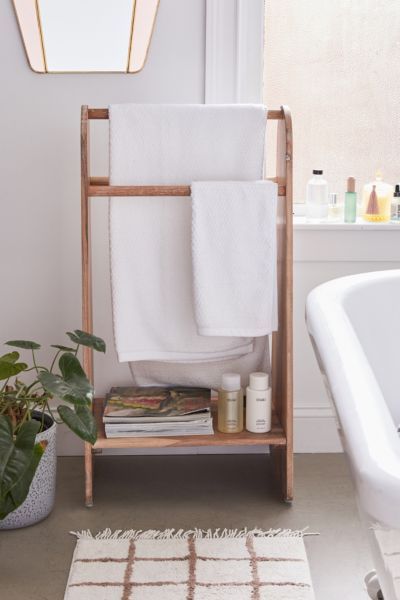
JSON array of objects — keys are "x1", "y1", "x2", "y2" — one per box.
[{"x1": 245, "y1": 372, "x2": 271, "y2": 433}]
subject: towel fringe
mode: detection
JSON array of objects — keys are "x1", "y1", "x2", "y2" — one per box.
[{"x1": 70, "y1": 527, "x2": 317, "y2": 540}]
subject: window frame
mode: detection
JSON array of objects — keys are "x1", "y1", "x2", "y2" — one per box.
[{"x1": 204, "y1": 0, "x2": 265, "y2": 104}]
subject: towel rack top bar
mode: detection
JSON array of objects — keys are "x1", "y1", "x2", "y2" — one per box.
[
  {"x1": 85, "y1": 107, "x2": 286, "y2": 197},
  {"x1": 87, "y1": 108, "x2": 284, "y2": 120}
]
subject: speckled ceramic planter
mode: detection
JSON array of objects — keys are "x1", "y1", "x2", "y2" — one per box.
[{"x1": 0, "y1": 413, "x2": 57, "y2": 530}]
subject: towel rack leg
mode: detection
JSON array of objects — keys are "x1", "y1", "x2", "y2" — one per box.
[
  {"x1": 84, "y1": 443, "x2": 94, "y2": 507},
  {"x1": 270, "y1": 446, "x2": 292, "y2": 503},
  {"x1": 270, "y1": 105, "x2": 293, "y2": 502},
  {"x1": 81, "y1": 105, "x2": 95, "y2": 507}
]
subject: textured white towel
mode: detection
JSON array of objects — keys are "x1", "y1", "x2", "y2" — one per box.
[
  {"x1": 192, "y1": 181, "x2": 278, "y2": 337},
  {"x1": 129, "y1": 337, "x2": 270, "y2": 390},
  {"x1": 109, "y1": 104, "x2": 270, "y2": 386}
]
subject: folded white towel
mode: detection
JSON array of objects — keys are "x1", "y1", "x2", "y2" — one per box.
[
  {"x1": 129, "y1": 337, "x2": 270, "y2": 390},
  {"x1": 109, "y1": 104, "x2": 267, "y2": 364},
  {"x1": 192, "y1": 181, "x2": 278, "y2": 337}
]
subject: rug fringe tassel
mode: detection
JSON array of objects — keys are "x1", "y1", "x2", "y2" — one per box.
[{"x1": 70, "y1": 527, "x2": 316, "y2": 540}]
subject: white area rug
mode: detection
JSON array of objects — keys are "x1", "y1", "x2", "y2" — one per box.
[{"x1": 65, "y1": 529, "x2": 315, "y2": 600}]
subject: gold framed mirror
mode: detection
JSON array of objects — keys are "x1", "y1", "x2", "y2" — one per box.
[{"x1": 12, "y1": 0, "x2": 160, "y2": 73}]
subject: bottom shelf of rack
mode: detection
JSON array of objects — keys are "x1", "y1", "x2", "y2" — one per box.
[{"x1": 92, "y1": 397, "x2": 287, "y2": 450}]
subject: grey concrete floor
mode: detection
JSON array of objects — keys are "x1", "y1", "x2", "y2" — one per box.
[{"x1": 0, "y1": 454, "x2": 371, "y2": 600}]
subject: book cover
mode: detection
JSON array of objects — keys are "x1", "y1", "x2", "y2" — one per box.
[{"x1": 104, "y1": 386, "x2": 211, "y2": 419}]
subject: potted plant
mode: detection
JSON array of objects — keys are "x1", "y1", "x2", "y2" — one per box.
[{"x1": 0, "y1": 329, "x2": 105, "y2": 529}]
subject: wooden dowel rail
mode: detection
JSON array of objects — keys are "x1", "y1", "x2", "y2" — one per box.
[
  {"x1": 87, "y1": 177, "x2": 286, "y2": 198},
  {"x1": 87, "y1": 108, "x2": 284, "y2": 121},
  {"x1": 90, "y1": 184, "x2": 191, "y2": 197}
]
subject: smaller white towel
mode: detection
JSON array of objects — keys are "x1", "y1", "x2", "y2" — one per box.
[{"x1": 191, "y1": 180, "x2": 278, "y2": 337}]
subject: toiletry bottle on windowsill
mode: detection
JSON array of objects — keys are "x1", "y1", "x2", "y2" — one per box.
[
  {"x1": 245, "y1": 372, "x2": 271, "y2": 433},
  {"x1": 217, "y1": 373, "x2": 243, "y2": 434},
  {"x1": 391, "y1": 184, "x2": 400, "y2": 222},
  {"x1": 306, "y1": 169, "x2": 328, "y2": 221},
  {"x1": 344, "y1": 177, "x2": 357, "y2": 223},
  {"x1": 328, "y1": 192, "x2": 343, "y2": 222},
  {"x1": 362, "y1": 171, "x2": 393, "y2": 222}
]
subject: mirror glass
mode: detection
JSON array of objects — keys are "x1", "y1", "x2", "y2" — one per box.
[{"x1": 13, "y1": 0, "x2": 159, "y2": 73}]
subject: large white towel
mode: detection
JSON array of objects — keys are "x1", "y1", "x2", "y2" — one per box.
[
  {"x1": 191, "y1": 180, "x2": 278, "y2": 337},
  {"x1": 109, "y1": 104, "x2": 270, "y2": 386},
  {"x1": 109, "y1": 195, "x2": 253, "y2": 361}
]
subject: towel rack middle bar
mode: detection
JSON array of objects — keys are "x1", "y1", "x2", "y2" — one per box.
[{"x1": 88, "y1": 177, "x2": 286, "y2": 197}]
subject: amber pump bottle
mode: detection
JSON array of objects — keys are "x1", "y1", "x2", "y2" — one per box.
[{"x1": 217, "y1": 373, "x2": 243, "y2": 433}]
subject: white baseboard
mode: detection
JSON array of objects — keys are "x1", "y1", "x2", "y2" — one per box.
[
  {"x1": 56, "y1": 405, "x2": 342, "y2": 456},
  {"x1": 293, "y1": 405, "x2": 342, "y2": 453}
]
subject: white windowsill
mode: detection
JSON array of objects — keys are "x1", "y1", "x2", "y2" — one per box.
[{"x1": 294, "y1": 215, "x2": 400, "y2": 231}]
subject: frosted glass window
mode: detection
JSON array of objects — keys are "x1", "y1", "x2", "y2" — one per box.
[{"x1": 264, "y1": 0, "x2": 400, "y2": 202}]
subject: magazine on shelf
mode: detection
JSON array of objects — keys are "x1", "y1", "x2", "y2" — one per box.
[
  {"x1": 103, "y1": 386, "x2": 214, "y2": 437},
  {"x1": 103, "y1": 386, "x2": 211, "y2": 420},
  {"x1": 104, "y1": 417, "x2": 214, "y2": 438}
]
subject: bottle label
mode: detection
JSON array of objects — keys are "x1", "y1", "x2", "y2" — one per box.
[
  {"x1": 391, "y1": 202, "x2": 400, "y2": 220},
  {"x1": 225, "y1": 398, "x2": 239, "y2": 430}
]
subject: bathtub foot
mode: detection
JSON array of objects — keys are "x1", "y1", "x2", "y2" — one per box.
[{"x1": 365, "y1": 570, "x2": 383, "y2": 599}]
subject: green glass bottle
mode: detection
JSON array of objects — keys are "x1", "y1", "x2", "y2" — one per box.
[{"x1": 344, "y1": 176, "x2": 357, "y2": 223}]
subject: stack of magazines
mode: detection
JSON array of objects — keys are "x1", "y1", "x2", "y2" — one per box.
[{"x1": 103, "y1": 386, "x2": 213, "y2": 438}]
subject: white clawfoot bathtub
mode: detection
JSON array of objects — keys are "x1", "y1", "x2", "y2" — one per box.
[{"x1": 306, "y1": 270, "x2": 400, "y2": 600}]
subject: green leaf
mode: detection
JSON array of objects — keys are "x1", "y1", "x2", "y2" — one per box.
[
  {"x1": 50, "y1": 345, "x2": 75, "y2": 352},
  {"x1": 5, "y1": 340, "x2": 41, "y2": 350},
  {"x1": 9, "y1": 441, "x2": 45, "y2": 513},
  {"x1": 38, "y1": 372, "x2": 90, "y2": 406},
  {"x1": 59, "y1": 353, "x2": 87, "y2": 380},
  {"x1": 0, "y1": 352, "x2": 20, "y2": 364},
  {"x1": 59, "y1": 353, "x2": 93, "y2": 402},
  {"x1": 0, "y1": 417, "x2": 13, "y2": 481},
  {"x1": 66, "y1": 330, "x2": 106, "y2": 353},
  {"x1": 0, "y1": 491, "x2": 16, "y2": 520},
  {"x1": 0, "y1": 361, "x2": 28, "y2": 381},
  {"x1": 0, "y1": 417, "x2": 40, "y2": 498},
  {"x1": 58, "y1": 405, "x2": 97, "y2": 444}
]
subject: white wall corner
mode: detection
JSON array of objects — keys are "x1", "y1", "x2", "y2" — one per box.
[{"x1": 205, "y1": 0, "x2": 265, "y2": 104}]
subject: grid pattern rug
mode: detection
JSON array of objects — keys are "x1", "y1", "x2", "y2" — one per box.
[{"x1": 65, "y1": 529, "x2": 315, "y2": 600}]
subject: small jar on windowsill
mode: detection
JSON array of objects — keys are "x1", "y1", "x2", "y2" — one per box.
[{"x1": 328, "y1": 192, "x2": 344, "y2": 222}]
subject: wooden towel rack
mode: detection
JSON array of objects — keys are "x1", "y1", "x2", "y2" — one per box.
[{"x1": 80, "y1": 105, "x2": 293, "y2": 506}]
